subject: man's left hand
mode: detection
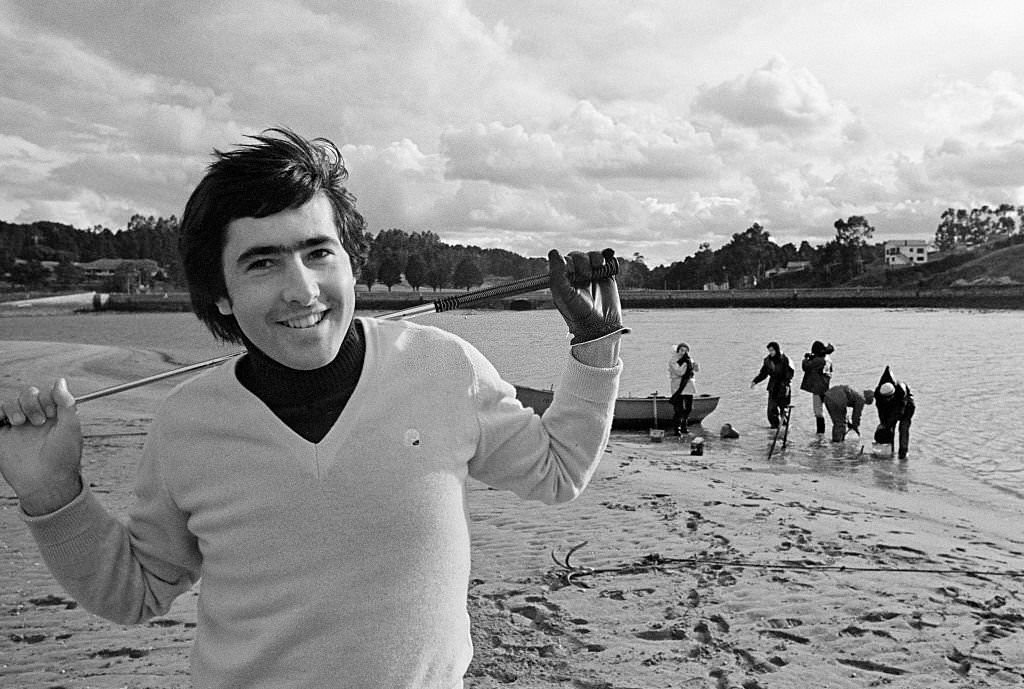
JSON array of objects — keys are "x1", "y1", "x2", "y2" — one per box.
[{"x1": 548, "y1": 248, "x2": 628, "y2": 346}]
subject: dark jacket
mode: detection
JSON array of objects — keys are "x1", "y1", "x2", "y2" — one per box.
[
  {"x1": 875, "y1": 382, "x2": 915, "y2": 429},
  {"x1": 753, "y1": 353, "x2": 794, "y2": 399},
  {"x1": 799, "y1": 342, "x2": 834, "y2": 396}
]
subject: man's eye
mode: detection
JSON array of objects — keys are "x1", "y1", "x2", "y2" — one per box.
[
  {"x1": 308, "y1": 248, "x2": 335, "y2": 261},
  {"x1": 244, "y1": 258, "x2": 274, "y2": 271}
]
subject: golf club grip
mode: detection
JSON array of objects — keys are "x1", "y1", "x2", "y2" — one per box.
[{"x1": 432, "y1": 260, "x2": 619, "y2": 313}]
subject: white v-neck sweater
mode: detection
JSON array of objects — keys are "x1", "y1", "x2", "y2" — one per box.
[{"x1": 24, "y1": 318, "x2": 621, "y2": 688}]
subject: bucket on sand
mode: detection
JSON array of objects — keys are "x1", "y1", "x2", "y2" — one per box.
[{"x1": 649, "y1": 393, "x2": 665, "y2": 442}]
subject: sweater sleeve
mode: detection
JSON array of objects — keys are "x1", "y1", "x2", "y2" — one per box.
[
  {"x1": 467, "y1": 347, "x2": 620, "y2": 505},
  {"x1": 22, "y1": 425, "x2": 201, "y2": 625}
]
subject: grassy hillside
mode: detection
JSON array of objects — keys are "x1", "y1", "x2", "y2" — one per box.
[
  {"x1": 935, "y1": 242, "x2": 1024, "y2": 286},
  {"x1": 845, "y1": 240, "x2": 1024, "y2": 289}
]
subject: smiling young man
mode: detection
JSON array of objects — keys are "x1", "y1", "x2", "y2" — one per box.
[{"x1": 0, "y1": 128, "x2": 626, "y2": 688}]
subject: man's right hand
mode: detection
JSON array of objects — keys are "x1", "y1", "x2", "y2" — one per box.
[
  {"x1": 548, "y1": 248, "x2": 627, "y2": 346},
  {"x1": 0, "y1": 379, "x2": 84, "y2": 516}
]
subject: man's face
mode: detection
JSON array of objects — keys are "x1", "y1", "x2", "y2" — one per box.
[{"x1": 216, "y1": 193, "x2": 355, "y2": 370}]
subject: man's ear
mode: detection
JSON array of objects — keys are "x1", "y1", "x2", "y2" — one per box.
[{"x1": 216, "y1": 296, "x2": 233, "y2": 315}]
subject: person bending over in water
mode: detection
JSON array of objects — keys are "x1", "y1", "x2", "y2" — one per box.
[
  {"x1": 823, "y1": 385, "x2": 874, "y2": 442},
  {"x1": 874, "y1": 366, "x2": 915, "y2": 460}
]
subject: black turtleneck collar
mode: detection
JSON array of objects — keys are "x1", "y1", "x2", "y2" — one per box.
[{"x1": 236, "y1": 318, "x2": 366, "y2": 442}]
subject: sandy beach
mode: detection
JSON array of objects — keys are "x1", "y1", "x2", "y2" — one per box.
[{"x1": 2, "y1": 341, "x2": 1023, "y2": 688}]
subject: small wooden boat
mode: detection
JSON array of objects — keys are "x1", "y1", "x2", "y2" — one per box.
[{"x1": 514, "y1": 385, "x2": 720, "y2": 430}]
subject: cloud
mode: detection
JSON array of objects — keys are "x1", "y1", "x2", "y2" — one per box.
[
  {"x1": 442, "y1": 100, "x2": 720, "y2": 189},
  {"x1": 342, "y1": 139, "x2": 454, "y2": 231},
  {"x1": 922, "y1": 139, "x2": 1024, "y2": 190},
  {"x1": 5, "y1": 1, "x2": 1024, "y2": 267},
  {"x1": 914, "y1": 71, "x2": 1024, "y2": 143},
  {"x1": 442, "y1": 123, "x2": 571, "y2": 188},
  {"x1": 693, "y1": 56, "x2": 860, "y2": 141}
]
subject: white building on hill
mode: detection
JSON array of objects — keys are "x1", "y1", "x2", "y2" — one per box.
[{"x1": 884, "y1": 239, "x2": 932, "y2": 267}]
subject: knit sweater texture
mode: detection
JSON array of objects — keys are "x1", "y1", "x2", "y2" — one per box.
[{"x1": 23, "y1": 318, "x2": 621, "y2": 688}]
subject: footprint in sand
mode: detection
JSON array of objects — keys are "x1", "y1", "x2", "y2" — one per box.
[
  {"x1": 709, "y1": 613, "x2": 730, "y2": 632},
  {"x1": 634, "y1": 624, "x2": 687, "y2": 641},
  {"x1": 860, "y1": 610, "x2": 900, "y2": 622}
]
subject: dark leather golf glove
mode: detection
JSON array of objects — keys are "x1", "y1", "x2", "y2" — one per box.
[{"x1": 548, "y1": 248, "x2": 629, "y2": 346}]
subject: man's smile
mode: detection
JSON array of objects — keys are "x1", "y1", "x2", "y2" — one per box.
[{"x1": 280, "y1": 310, "x2": 329, "y2": 329}]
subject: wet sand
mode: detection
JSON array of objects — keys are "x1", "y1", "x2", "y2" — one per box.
[{"x1": 2, "y1": 341, "x2": 1023, "y2": 688}]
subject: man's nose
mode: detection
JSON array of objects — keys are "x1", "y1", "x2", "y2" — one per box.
[{"x1": 282, "y1": 262, "x2": 320, "y2": 304}]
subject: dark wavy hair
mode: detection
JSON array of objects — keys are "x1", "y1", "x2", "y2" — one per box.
[{"x1": 179, "y1": 127, "x2": 369, "y2": 343}]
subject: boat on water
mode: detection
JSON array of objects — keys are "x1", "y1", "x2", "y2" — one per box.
[{"x1": 514, "y1": 385, "x2": 720, "y2": 430}]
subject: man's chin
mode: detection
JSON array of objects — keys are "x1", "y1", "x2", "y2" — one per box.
[{"x1": 264, "y1": 338, "x2": 343, "y2": 371}]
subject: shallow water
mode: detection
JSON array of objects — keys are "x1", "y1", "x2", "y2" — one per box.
[
  {"x1": 2, "y1": 306, "x2": 1021, "y2": 504},
  {"x1": 427, "y1": 306, "x2": 1024, "y2": 506}
]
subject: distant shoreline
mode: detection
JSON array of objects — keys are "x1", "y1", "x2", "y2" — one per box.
[{"x1": 2, "y1": 282, "x2": 1023, "y2": 314}]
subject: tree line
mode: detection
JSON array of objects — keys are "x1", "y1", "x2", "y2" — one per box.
[
  {"x1": 933, "y1": 204, "x2": 1023, "y2": 251},
  {"x1": 2, "y1": 203, "x2": 1020, "y2": 292},
  {"x1": 0, "y1": 216, "x2": 548, "y2": 292}
]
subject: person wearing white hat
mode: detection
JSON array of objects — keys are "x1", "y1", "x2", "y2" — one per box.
[{"x1": 874, "y1": 369, "x2": 915, "y2": 459}]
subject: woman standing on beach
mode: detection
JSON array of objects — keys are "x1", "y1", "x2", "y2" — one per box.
[
  {"x1": 668, "y1": 342, "x2": 699, "y2": 436},
  {"x1": 800, "y1": 340, "x2": 834, "y2": 434}
]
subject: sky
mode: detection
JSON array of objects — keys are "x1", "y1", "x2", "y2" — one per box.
[{"x1": 3, "y1": 0, "x2": 1024, "y2": 267}]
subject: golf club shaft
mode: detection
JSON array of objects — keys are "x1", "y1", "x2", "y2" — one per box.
[{"x1": 1, "y1": 261, "x2": 618, "y2": 426}]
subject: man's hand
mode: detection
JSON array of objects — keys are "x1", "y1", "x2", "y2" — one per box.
[
  {"x1": 0, "y1": 379, "x2": 84, "y2": 516},
  {"x1": 548, "y1": 248, "x2": 628, "y2": 347}
]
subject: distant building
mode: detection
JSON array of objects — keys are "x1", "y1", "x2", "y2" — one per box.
[
  {"x1": 884, "y1": 239, "x2": 932, "y2": 267},
  {"x1": 764, "y1": 260, "x2": 810, "y2": 278},
  {"x1": 76, "y1": 258, "x2": 163, "y2": 292}
]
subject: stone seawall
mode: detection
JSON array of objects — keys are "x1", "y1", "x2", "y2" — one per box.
[{"x1": 618, "y1": 284, "x2": 1024, "y2": 309}]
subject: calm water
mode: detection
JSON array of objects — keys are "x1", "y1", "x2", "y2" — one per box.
[{"x1": 2, "y1": 307, "x2": 1022, "y2": 504}]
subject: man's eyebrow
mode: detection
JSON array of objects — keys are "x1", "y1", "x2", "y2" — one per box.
[{"x1": 234, "y1": 235, "x2": 337, "y2": 265}]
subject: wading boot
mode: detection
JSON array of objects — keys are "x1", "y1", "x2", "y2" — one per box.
[{"x1": 815, "y1": 417, "x2": 826, "y2": 435}]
